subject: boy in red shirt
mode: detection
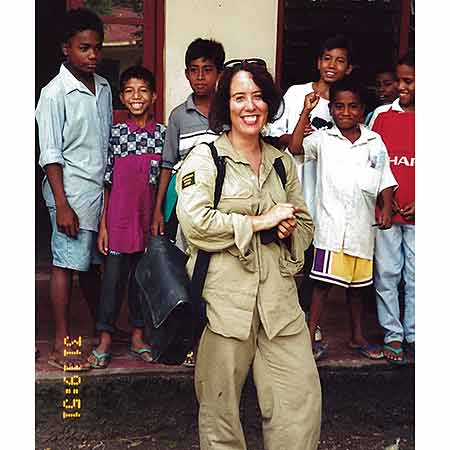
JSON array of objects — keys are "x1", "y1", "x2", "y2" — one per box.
[{"x1": 372, "y1": 51, "x2": 415, "y2": 364}]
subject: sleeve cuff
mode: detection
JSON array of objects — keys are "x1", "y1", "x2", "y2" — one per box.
[
  {"x1": 279, "y1": 229, "x2": 306, "y2": 276},
  {"x1": 231, "y1": 213, "x2": 254, "y2": 257},
  {"x1": 39, "y1": 148, "x2": 65, "y2": 169},
  {"x1": 161, "y1": 160, "x2": 175, "y2": 170}
]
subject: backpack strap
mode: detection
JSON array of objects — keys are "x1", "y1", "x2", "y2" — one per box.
[
  {"x1": 207, "y1": 142, "x2": 226, "y2": 208},
  {"x1": 273, "y1": 156, "x2": 287, "y2": 188},
  {"x1": 260, "y1": 156, "x2": 287, "y2": 245},
  {"x1": 190, "y1": 142, "x2": 226, "y2": 300}
]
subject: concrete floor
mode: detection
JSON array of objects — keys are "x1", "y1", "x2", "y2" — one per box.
[{"x1": 36, "y1": 260, "x2": 411, "y2": 383}]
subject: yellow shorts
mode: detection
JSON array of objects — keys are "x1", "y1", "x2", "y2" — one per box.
[{"x1": 310, "y1": 248, "x2": 373, "y2": 288}]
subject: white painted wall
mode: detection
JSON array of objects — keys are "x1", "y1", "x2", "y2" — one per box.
[{"x1": 164, "y1": 0, "x2": 278, "y2": 122}]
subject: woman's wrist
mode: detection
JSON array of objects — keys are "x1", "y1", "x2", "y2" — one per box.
[{"x1": 249, "y1": 216, "x2": 263, "y2": 233}]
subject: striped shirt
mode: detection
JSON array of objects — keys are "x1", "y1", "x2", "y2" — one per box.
[{"x1": 161, "y1": 94, "x2": 219, "y2": 170}]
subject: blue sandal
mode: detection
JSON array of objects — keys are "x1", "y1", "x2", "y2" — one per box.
[
  {"x1": 352, "y1": 343, "x2": 384, "y2": 360},
  {"x1": 312, "y1": 342, "x2": 328, "y2": 361},
  {"x1": 87, "y1": 349, "x2": 111, "y2": 369},
  {"x1": 383, "y1": 344, "x2": 406, "y2": 365},
  {"x1": 130, "y1": 347, "x2": 153, "y2": 363}
]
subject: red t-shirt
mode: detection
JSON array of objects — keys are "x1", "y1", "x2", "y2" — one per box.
[{"x1": 372, "y1": 108, "x2": 415, "y2": 225}]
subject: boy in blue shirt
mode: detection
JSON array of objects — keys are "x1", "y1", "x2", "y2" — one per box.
[{"x1": 36, "y1": 8, "x2": 112, "y2": 370}]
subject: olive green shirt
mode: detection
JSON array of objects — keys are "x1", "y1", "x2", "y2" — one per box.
[{"x1": 176, "y1": 133, "x2": 314, "y2": 341}]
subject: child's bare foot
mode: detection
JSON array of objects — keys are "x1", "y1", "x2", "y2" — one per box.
[{"x1": 130, "y1": 328, "x2": 153, "y2": 363}]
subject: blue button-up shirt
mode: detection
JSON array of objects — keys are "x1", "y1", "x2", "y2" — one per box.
[{"x1": 36, "y1": 64, "x2": 113, "y2": 231}]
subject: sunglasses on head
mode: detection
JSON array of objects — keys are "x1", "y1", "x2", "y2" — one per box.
[{"x1": 224, "y1": 58, "x2": 267, "y2": 70}]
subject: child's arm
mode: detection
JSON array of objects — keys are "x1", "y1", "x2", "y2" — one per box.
[
  {"x1": 288, "y1": 92, "x2": 320, "y2": 155},
  {"x1": 97, "y1": 188, "x2": 110, "y2": 255},
  {"x1": 151, "y1": 168, "x2": 172, "y2": 236},
  {"x1": 151, "y1": 111, "x2": 179, "y2": 236},
  {"x1": 377, "y1": 187, "x2": 394, "y2": 229},
  {"x1": 46, "y1": 164, "x2": 79, "y2": 237}
]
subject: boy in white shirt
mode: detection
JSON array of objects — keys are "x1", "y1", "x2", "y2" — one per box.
[
  {"x1": 268, "y1": 36, "x2": 353, "y2": 332},
  {"x1": 289, "y1": 77, "x2": 397, "y2": 361}
]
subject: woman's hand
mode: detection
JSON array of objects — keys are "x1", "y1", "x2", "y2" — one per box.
[
  {"x1": 277, "y1": 218, "x2": 298, "y2": 239},
  {"x1": 97, "y1": 224, "x2": 109, "y2": 255},
  {"x1": 250, "y1": 203, "x2": 300, "y2": 232}
]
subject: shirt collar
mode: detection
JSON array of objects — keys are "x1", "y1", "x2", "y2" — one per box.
[
  {"x1": 214, "y1": 133, "x2": 284, "y2": 166},
  {"x1": 126, "y1": 118, "x2": 156, "y2": 134},
  {"x1": 59, "y1": 63, "x2": 108, "y2": 96},
  {"x1": 327, "y1": 124, "x2": 377, "y2": 145},
  {"x1": 391, "y1": 98, "x2": 405, "y2": 112},
  {"x1": 185, "y1": 93, "x2": 209, "y2": 118},
  {"x1": 185, "y1": 94, "x2": 197, "y2": 111}
]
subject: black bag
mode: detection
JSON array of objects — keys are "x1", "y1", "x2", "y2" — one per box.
[{"x1": 135, "y1": 235, "x2": 206, "y2": 365}]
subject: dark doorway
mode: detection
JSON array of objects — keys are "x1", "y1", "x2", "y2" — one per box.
[
  {"x1": 36, "y1": 0, "x2": 67, "y2": 265},
  {"x1": 279, "y1": 0, "x2": 406, "y2": 109}
]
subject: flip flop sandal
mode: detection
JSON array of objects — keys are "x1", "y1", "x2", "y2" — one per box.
[
  {"x1": 351, "y1": 343, "x2": 384, "y2": 360},
  {"x1": 130, "y1": 348, "x2": 154, "y2": 363},
  {"x1": 312, "y1": 342, "x2": 328, "y2": 361},
  {"x1": 383, "y1": 344, "x2": 407, "y2": 365},
  {"x1": 48, "y1": 357, "x2": 91, "y2": 371},
  {"x1": 87, "y1": 350, "x2": 112, "y2": 369}
]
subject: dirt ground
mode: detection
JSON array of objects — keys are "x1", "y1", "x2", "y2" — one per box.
[{"x1": 36, "y1": 365, "x2": 414, "y2": 450}]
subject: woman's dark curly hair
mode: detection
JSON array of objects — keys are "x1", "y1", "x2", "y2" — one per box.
[{"x1": 209, "y1": 62, "x2": 284, "y2": 133}]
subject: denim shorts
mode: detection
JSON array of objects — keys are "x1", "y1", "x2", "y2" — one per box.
[{"x1": 48, "y1": 207, "x2": 103, "y2": 271}]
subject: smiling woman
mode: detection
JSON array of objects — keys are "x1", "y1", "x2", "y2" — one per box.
[{"x1": 176, "y1": 61, "x2": 322, "y2": 450}]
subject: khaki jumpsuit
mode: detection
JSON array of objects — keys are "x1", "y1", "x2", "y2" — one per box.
[{"x1": 176, "y1": 133, "x2": 321, "y2": 450}]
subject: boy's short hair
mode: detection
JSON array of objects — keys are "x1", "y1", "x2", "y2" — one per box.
[
  {"x1": 319, "y1": 35, "x2": 354, "y2": 65},
  {"x1": 61, "y1": 8, "x2": 104, "y2": 43},
  {"x1": 209, "y1": 61, "x2": 283, "y2": 133},
  {"x1": 119, "y1": 65, "x2": 156, "y2": 92},
  {"x1": 373, "y1": 65, "x2": 397, "y2": 78},
  {"x1": 397, "y1": 50, "x2": 415, "y2": 68},
  {"x1": 329, "y1": 76, "x2": 367, "y2": 105},
  {"x1": 185, "y1": 38, "x2": 225, "y2": 71}
]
